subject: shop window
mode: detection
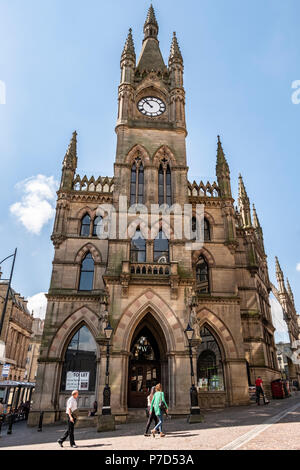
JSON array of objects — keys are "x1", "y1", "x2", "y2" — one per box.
[
  {"x1": 197, "y1": 326, "x2": 224, "y2": 391},
  {"x1": 60, "y1": 326, "x2": 97, "y2": 392}
]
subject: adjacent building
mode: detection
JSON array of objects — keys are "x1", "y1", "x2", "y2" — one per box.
[
  {"x1": 29, "y1": 6, "x2": 282, "y2": 426},
  {"x1": 24, "y1": 318, "x2": 45, "y2": 383},
  {"x1": 0, "y1": 272, "x2": 33, "y2": 382},
  {"x1": 271, "y1": 258, "x2": 300, "y2": 387}
]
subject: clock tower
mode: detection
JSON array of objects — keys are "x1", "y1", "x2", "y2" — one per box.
[{"x1": 114, "y1": 5, "x2": 188, "y2": 208}]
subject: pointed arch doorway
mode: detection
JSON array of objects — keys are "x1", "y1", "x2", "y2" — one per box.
[{"x1": 128, "y1": 313, "x2": 168, "y2": 408}]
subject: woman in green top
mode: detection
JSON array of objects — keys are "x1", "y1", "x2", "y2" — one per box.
[{"x1": 150, "y1": 383, "x2": 168, "y2": 437}]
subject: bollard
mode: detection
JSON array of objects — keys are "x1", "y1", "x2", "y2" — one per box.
[
  {"x1": 37, "y1": 411, "x2": 44, "y2": 432},
  {"x1": 7, "y1": 413, "x2": 14, "y2": 435}
]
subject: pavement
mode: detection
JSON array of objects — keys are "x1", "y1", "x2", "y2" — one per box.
[{"x1": 0, "y1": 392, "x2": 300, "y2": 450}]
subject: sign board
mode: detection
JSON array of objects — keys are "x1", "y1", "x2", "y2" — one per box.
[
  {"x1": 66, "y1": 371, "x2": 89, "y2": 391},
  {"x1": 2, "y1": 364, "x2": 10, "y2": 377}
]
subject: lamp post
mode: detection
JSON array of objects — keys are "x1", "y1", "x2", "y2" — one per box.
[
  {"x1": 98, "y1": 322, "x2": 116, "y2": 432},
  {"x1": 102, "y1": 323, "x2": 113, "y2": 416},
  {"x1": 184, "y1": 323, "x2": 202, "y2": 423}
]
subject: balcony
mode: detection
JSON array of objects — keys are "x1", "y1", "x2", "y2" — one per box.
[{"x1": 130, "y1": 262, "x2": 170, "y2": 276}]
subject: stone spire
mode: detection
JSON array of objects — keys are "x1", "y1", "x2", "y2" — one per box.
[
  {"x1": 286, "y1": 278, "x2": 295, "y2": 307},
  {"x1": 169, "y1": 32, "x2": 183, "y2": 65},
  {"x1": 137, "y1": 5, "x2": 166, "y2": 73},
  {"x1": 61, "y1": 131, "x2": 78, "y2": 190},
  {"x1": 275, "y1": 256, "x2": 285, "y2": 294},
  {"x1": 216, "y1": 136, "x2": 231, "y2": 198},
  {"x1": 144, "y1": 4, "x2": 158, "y2": 40},
  {"x1": 63, "y1": 131, "x2": 77, "y2": 170},
  {"x1": 252, "y1": 204, "x2": 264, "y2": 251},
  {"x1": 121, "y1": 28, "x2": 136, "y2": 62},
  {"x1": 252, "y1": 204, "x2": 261, "y2": 229},
  {"x1": 238, "y1": 174, "x2": 252, "y2": 228}
]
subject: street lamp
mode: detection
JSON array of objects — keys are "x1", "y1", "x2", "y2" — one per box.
[
  {"x1": 184, "y1": 323, "x2": 202, "y2": 423},
  {"x1": 0, "y1": 249, "x2": 17, "y2": 338},
  {"x1": 102, "y1": 323, "x2": 114, "y2": 416}
]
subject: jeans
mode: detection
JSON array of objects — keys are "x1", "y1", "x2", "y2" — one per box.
[
  {"x1": 256, "y1": 386, "x2": 266, "y2": 405},
  {"x1": 154, "y1": 412, "x2": 163, "y2": 433},
  {"x1": 59, "y1": 415, "x2": 77, "y2": 446}
]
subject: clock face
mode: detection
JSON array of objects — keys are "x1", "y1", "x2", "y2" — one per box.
[{"x1": 137, "y1": 96, "x2": 166, "y2": 117}]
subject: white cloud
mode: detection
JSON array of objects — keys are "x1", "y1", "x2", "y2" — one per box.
[
  {"x1": 27, "y1": 292, "x2": 47, "y2": 319},
  {"x1": 10, "y1": 175, "x2": 58, "y2": 235},
  {"x1": 270, "y1": 295, "x2": 290, "y2": 344},
  {"x1": 296, "y1": 263, "x2": 300, "y2": 272}
]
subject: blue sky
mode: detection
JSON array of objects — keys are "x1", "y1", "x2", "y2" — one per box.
[{"x1": 0, "y1": 0, "x2": 299, "y2": 319}]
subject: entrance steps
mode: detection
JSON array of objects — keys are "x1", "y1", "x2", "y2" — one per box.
[{"x1": 127, "y1": 408, "x2": 148, "y2": 423}]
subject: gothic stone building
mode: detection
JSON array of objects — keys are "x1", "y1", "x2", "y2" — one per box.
[
  {"x1": 271, "y1": 258, "x2": 300, "y2": 386},
  {"x1": 29, "y1": 6, "x2": 281, "y2": 425}
]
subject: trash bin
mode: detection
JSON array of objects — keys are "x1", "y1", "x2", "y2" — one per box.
[{"x1": 271, "y1": 379, "x2": 285, "y2": 399}]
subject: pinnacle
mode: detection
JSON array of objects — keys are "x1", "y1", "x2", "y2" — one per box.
[
  {"x1": 63, "y1": 131, "x2": 77, "y2": 169},
  {"x1": 145, "y1": 4, "x2": 158, "y2": 28},
  {"x1": 252, "y1": 203, "x2": 261, "y2": 228},
  {"x1": 169, "y1": 31, "x2": 183, "y2": 62},
  {"x1": 122, "y1": 28, "x2": 136, "y2": 59},
  {"x1": 238, "y1": 174, "x2": 248, "y2": 199},
  {"x1": 275, "y1": 256, "x2": 282, "y2": 274}
]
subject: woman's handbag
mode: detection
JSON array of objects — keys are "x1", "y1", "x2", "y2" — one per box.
[{"x1": 159, "y1": 393, "x2": 167, "y2": 414}]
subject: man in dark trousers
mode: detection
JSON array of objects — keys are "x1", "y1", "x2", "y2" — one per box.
[
  {"x1": 58, "y1": 390, "x2": 79, "y2": 448},
  {"x1": 255, "y1": 376, "x2": 268, "y2": 405}
]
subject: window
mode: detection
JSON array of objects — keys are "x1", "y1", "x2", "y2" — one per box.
[
  {"x1": 92, "y1": 216, "x2": 103, "y2": 237},
  {"x1": 158, "y1": 161, "x2": 172, "y2": 206},
  {"x1": 79, "y1": 253, "x2": 94, "y2": 291},
  {"x1": 60, "y1": 326, "x2": 97, "y2": 392},
  {"x1": 191, "y1": 217, "x2": 210, "y2": 242},
  {"x1": 204, "y1": 219, "x2": 210, "y2": 241},
  {"x1": 197, "y1": 326, "x2": 224, "y2": 391},
  {"x1": 130, "y1": 229, "x2": 146, "y2": 263},
  {"x1": 195, "y1": 256, "x2": 209, "y2": 293},
  {"x1": 130, "y1": 158, "x2": 144, "y2": 205},
  {"x1": 154, "y1": 230, "x2": 169, "y2": 263},
  {"x1": 80, "y1": 214, "x2": 91, "y2": 237}
]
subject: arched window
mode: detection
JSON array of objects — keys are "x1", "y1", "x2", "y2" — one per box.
[
  {"x1": 60, "y1": 326, "x2": 97, "y2": 392},
  {"x1": 79, "y1": 253, "x2": 94, "y2": 291},
  {"x1": 130, "y1": 157, "x2": 144, "y2": 205},
  {"x1": 158, "y1": 161, "x2": 172, "y2": 206},
  {"x1": 80, "y1": 214, "x2": 91, "y2": 237},
  {"x1": 191, "y1": 217, "x2": 211, "y2": 242},
  {"x1": 204, "y1": 219, "x2": 210, "y2": 241},
  {"x1": 92, "y1": 216, "x2": 103, "y2": 237},
  {"x1": 196, "y1": 256, "x2": 209, "y2": 293},
  {"x1": 197, "y1": 326, "x2": 224, "y2": 391},
  {"x1": 130, "y1": 229, "x2": 146, "y2": 263},
  {"x1": 154, "y1": 230, "x2": 169, "y2": 263}
]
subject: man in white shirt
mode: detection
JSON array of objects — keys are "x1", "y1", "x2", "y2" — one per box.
[{"x1": 58, "y1": 390, "x2": 79, "y2": 448}]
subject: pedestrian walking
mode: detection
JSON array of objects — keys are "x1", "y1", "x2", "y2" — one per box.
[
  {"x1": 150, "y1": 383, "x2": 168, "y2": 438},
  {"x1": 58, "y1": 390, "x2": 79, "y2": 448},
  {"x1": 255, "y1": 376, "x2": 269, "y2": 405},
  {"x1": 144, "y1": 386, "x2": 158, "y2": 436}
]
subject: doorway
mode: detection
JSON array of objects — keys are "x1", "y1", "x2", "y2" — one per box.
[{"x1": 128, "y1": 314, "x2": 167, "y2": 408}]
